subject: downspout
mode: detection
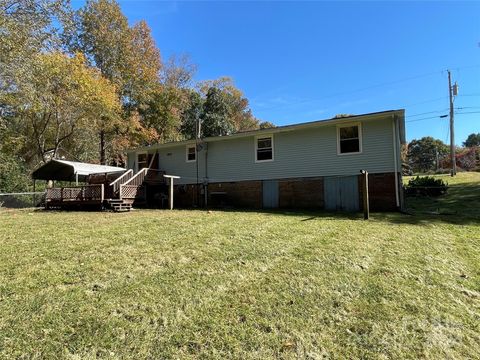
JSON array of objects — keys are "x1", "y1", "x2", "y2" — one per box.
[{"x1": 392, "y1": 116, "x2": 400, "y2": 208}]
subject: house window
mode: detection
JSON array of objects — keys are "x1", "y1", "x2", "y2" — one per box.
[
  {"x1": 137, "y1": 152, "x2": 148, "y2": 170},
  {"x1": 337, "y1": 124, "x2": 362, "y2": 154},
  {"x1": 256, "y1": 135, "x2": 274, "y2": 162},
  {"x1": 186, "y1": 145, "x2": 196, "y2": 162}
]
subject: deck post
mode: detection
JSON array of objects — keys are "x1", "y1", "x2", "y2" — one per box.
[
  {"x1": 169, "y1": 179, "x2": 173, "y2": 210},
  {"x1": 164, "y1": 175, "x2": 181, "y2": 210}
]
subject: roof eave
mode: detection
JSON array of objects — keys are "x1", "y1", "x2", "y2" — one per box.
[{"x1": 128, "y1": 109, "x2": 405, "y2": 153}]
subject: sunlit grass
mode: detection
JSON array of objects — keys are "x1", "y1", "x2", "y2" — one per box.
[
  {"x1": 404, "y1": 172, "x2": 480, "y2": 216},
  {"x1": 0, "y1": 173, "x2": 479, "y2": 358}
]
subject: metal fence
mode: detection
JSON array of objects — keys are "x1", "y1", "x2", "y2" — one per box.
[{"x1": 0, "y1": 192, "x2": 46, "y2": 209}]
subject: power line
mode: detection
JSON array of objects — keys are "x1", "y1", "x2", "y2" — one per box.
[
  {"x1": 456, "y1": 111, "x2": 480, "y2": 115},
  {"x1": 405, "y1": 110, "x2": 479, "y2": 124},
  {"x1": 253, "y1": 66, "x2": 478, "y2": 114},
  {"x1": 407, "y1": 109, "x2": 449, "y2": 117},
  {"x1": 257, "y1": 70, "x2": 446, "y2": 112},
  {"x1": 455, "y1": 106, "x2": 480, "y2": 110},
  {"x1": 406, "y1": 115, "x2": 448, "y2": 123}
]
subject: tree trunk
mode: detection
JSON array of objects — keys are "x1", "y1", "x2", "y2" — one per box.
[{"x1": 100, "y1": 130, "x2": 106, "y2": 165}]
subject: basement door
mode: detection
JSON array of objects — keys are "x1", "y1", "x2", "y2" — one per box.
[
  {"x1": 324, "y1": 175, "x2": 359, "y2": 212},
  {"x1": 263, "y1": 180, "x2": 279, "y2": 208}
]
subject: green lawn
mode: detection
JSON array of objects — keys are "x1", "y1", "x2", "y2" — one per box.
[{"x1": 1, "y1": 174, "x2": 479, "y2": 359}]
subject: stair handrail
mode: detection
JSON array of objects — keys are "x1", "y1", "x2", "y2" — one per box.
[
  {"x1": 122, "y1": 167, "x2": 149, "y2": 187},
  {"x1": 110, "y1": 169, "x2": 134, "y2": 193}
]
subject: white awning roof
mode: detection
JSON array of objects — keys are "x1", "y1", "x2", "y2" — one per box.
[{"x1": 32, "y1": 159, "x2": 126, "y2": 181}]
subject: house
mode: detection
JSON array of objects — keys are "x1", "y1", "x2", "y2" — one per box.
[{"x1": 126, "y1": 109, "x2": 406, "y2": 211}]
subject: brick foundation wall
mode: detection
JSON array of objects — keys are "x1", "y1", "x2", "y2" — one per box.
[
  {"x1": 279, "y1": 177, "x2": 324, "y2": 208},
  {"x1": 359, "y1": 172, "x2": 398, "y2": 211},
  {"x1": 207, "y1": 181, "x2": 263, "y2": 208},
  {"x1": 174, "y1": 184, "x2": 201, "y2": 208},
  {"x1": 169, "y1": 172, "x2": 398, "y2": 211}
]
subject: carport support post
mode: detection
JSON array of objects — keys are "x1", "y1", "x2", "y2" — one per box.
[{"x1": 360, "y1": 170, "x2": 369, "y2": 220}]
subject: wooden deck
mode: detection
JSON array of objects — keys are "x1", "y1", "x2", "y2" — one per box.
[
  {"x1": 44, "y1": 168, "x2": 166, "y2": 211},
  {"x1": 45, "y1": 184, "x2": 105, "y2": 209}
]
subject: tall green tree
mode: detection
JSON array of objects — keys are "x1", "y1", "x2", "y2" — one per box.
[
  {"x1": 140, "y1": 85, "x2": 187, "y2": 143},
  {"x1": 197, "y1": 77, "x2": 261, "y2": 136},
  {"x1": 72, "y1": 0, "x2": 162, "y2": 161},
  {"x1": 13, "y1": 52, "x2": 121, "y2": 164},
  {"x1": 201, "y1": 87, "x2": 235, "y2": 137},
  {"x1": 180, "y1": 90, "x2": 204, "y2": 140},
  {"x1": 408, "y1": 137, "x2": 449, "y2": 173},
  {"x1": 463, "y1": 133, "x2": 480, "y2": 148}
]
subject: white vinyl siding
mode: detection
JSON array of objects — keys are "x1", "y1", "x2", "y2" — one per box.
[{"x1": 127, "y1": 116, "x2": 397, "y2": 184}]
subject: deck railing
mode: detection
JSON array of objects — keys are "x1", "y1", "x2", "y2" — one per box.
[
  {"x1": 119, "y1": 168, "x2": 166, "y2": 201},
  {"x1": 120, "y1": 167, "x2": 148, "y2": 200},
  {"x1": 46, "y1": 184, "x2": 104, "y2": 203},
  {"x1": 123, "y1": 167, "x2": 148, "y2": 187},
  {"x1": 120, "y1": 184, "x2": 146, "y2": 200},
  {"x1": 110, "y1": 169, "x2": 133, "y2": 194}
]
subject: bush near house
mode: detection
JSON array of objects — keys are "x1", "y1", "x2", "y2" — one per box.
[{"x1": 405, "y1": 176, "x2": 448, "y2": 196}]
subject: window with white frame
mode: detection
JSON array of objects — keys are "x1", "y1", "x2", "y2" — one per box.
[
  {"x1": 337, "y1": 124, "x2": 362, "y2": 154},
  {"x1": 137, "y1": 152, "x2": 148, "y2": 170},
  {"x1": 256, "y1": 135, "x2": 274, "y2": 162},
  {"x1": 186, "y1": 145, "x2": 196, "y2": 162}
]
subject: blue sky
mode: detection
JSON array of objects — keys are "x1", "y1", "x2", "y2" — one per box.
[{"x1": 74, "y1": 1, "x2": 479, "y2": 144}]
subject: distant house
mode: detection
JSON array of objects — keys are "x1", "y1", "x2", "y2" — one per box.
[{"x1": 127, "y1": 109, "x2": 406, "y2": 211}]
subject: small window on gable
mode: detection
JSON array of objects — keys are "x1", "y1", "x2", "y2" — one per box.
[
  {"x1": 137, "y1": 152, "x2": 148, "y2": 170},
  {"x1": 338, "y1": 124, "x2": 362, "y2": 154},
  {"x1": 256, "y1": 135, "x2": 274, "y2": 162},
  {"x1": 186, "y1": 145, "x2": 196, "y2": 162}
]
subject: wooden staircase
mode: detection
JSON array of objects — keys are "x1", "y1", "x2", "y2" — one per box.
[
  {"x1": 106, "y1": 198, "x2": 133, "y2": 212},
  {"x1": 106, "y1": 168, "x2": 165, "y2": 212}
]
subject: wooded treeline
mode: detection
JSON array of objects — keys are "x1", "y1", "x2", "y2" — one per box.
[
  {"x1": 405, "y1": 135, "x2": 480, "y2": 174},
  {"x1": 0, "y1": 0, "x2": 273, "y2": 192}
]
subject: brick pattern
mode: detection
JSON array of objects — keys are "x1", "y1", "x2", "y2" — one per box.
[
  {"x1": 208, "y1": 181, "x2": 263, "y2": 208},
  {"x1": 279, "y1": 177, "x2": 324, "y2": 208},
  {"x1": 359, "y1": 172, "x2": 398, "y2": 211},
  {"x1": 167, "y1": 172, "x2": 398, "y2": 211},
  {"x1": 174, "y1": 184, "x2": 200, "y2": 208}
]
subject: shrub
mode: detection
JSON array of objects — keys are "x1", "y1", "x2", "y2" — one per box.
[{"x1": 405, "y1": 176, "x2": 448, "y2": 196}]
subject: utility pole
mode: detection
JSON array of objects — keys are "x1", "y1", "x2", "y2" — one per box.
[{"x1": 447, "y1": 70, "x2": 457, "y2": 176}]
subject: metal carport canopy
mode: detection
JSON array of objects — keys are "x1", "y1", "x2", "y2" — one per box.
[{"x1": 32, "y1": 159, "x2": 126, "y2": 182}]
